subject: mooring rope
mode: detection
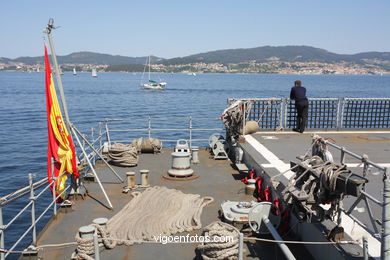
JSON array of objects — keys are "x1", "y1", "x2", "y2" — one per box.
[
  {"x1": 107, "y1": 186, "x2": 213, "y2": 245},
  {"x1": 108, "y1": 143, "x2": 138, "y2": 167},
  {"x1": 197, "y1": 221, "x2": 240, "y2": 260}
]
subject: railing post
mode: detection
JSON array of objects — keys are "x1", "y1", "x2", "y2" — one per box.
[
  {"x1": 340, "y1": 98, "x2": 346, "y2": 129},
  {"x1": 189, "y1": 116, "x2": 193, "y2": 147},
  {"x1": 336, "y1": 98, "x2": 341, "y2": 129},
  {"x1": 148, "y1": 116, "x2": 151, "y2": 139},
  {"x1": 29, "y1": 173, "x2": 37, "y2": 246},
  {"x1": 340, "y1": 147, "x2": 346, "y2": 164},
  {"x1": 363, "y1": 236, "x2": 368, "y2": 260},
  {"x1": 382, "y1": 167, "x2": 390, "y2": 260},
  {"x1": 91, "y1": 127, "x2": 95, "y2": 162},
  {"x1": 51, "y1": 159, "x2": 57, "y2": 216},
  {"x1": 105, "y1": 120, "x2": 111, "y2": 146},
  {"x1": 93, "y1": 231, "x2": 100, "y2": 260},
  {"x1": 0, "y1": 204, "x2": 5, "y2": 260},
  {"x1": 99, "y1": 122, "x2": 102, "y2": 149},
  {"x1": 238, "y1": 232, "x2": 243, "y2": 260},
  {"x1": 242, "y1": 102, "x2": 246, "y2": 135},
  {"x1": 284, "y1": 98, "x2": 288, "y2": 129}
]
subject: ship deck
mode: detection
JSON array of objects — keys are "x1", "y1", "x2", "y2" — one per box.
[
  {"x1": 35, "y1": 148, "x2": 313, "y2": 260},
  {"x1": 33, "y1": 130, "x2": 390, "y2": 260}
]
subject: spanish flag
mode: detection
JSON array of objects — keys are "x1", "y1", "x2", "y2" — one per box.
[{"x1": 44, "y1": 45, "x2": 79, "y2": 200}]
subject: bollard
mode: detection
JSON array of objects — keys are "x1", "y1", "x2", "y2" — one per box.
[
  {"x1": 126, "y1": 172, "x2": 136, "y2": 189},
  {"x1": 79, "y1": 225, "x2": 95, "y2": 240},
  {"x1": 191, "y1": 146, "x2": 200, "y2": 164},
  {"x1": 140, "y1": 169, "x2": 150, "y2": 187},
  {"x1": 93, "y1": 217, "x2": 108, "y2": 229},
  {"x1": 245, "y1": 179, "x2": 256, "y2": 195}
]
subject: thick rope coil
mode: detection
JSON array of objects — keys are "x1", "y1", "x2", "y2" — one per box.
[
  {"x1": 131, "y1": 137, "x2": 162, "y2": 154},
  {"x1": 197, "y1": 221, "x2": 240, "y2": 260},
  {"x1": 107, "y1": 186, "x2": 213, "y2": 245},
  {"x1": 108, "y1": 143, "x2": 138, "y2": 167}
]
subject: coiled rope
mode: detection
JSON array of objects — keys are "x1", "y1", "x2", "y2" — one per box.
[
  {"x1": 73, "y1": 223, "x2": 116, "y2": 260},
  {"x1": 197, "y1": 221, "x2": 240, "y2": 260},
  {"x1": 108, "y1": 143, "x2": 138, "y2": 167},
  {"x1": 131, "y1": 137, "x2": 162, "y2": 154},
  {"x1": 107, "y1": 186, "x2": 214, "y2": 245}
]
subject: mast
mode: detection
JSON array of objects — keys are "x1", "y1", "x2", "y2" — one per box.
[
  {"x1": 148, "y1": 55, "x2": 151, "y2": 81},
  {"x1": 43, "y1": 19, "x2": 71, "y2": 130}
]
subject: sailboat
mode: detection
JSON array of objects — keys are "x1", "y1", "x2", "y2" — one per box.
[
  {"x1": 92, "y1": 69, "x2": 97, "y2": 78},
  {"x1": 73, "y1": 67, "x2": 77, "y2": 76},
  {"x1": 140, "y1": 56, "x2": 166, "y2": 90}
]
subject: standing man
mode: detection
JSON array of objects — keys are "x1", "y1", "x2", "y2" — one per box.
[{"x1": 290, "y1": 80, "x2": 308, "y2": 133}]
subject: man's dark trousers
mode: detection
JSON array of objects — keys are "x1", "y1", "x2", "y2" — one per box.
[{"x1": 295, "y1": 100, "x2": 308, "y2": 133}]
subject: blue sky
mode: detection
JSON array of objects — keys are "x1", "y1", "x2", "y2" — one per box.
[{"x1": 1, "y1": 0, "x2": 389, "y2": 58}]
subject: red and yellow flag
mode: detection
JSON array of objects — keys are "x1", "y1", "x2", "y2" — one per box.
[{"x1": 44, "y1": 45, "x2": 79, "y2": 200}]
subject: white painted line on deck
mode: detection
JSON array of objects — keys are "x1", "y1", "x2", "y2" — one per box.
[
  {"x1": 245, "y1": 135, "x2": 294, "y2": 179},
  {"x1": 244, "y1": 134, "x2": 381, "y2": 258},
  {"x1": 253, "y1": 131, "x2": 390, "y2": 134},
  {"x1": 261, "y1": 162, "x2": 390, "y2": 168}
]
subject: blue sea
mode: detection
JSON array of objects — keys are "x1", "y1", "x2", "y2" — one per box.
[{"x1": 0, "y1": 71, "x2": 390, "y2": 255}]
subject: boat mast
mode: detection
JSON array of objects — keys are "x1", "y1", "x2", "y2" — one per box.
[
  {"x1": 43, "y1": 18, "x2": 71, "y2": 130},
  {"x1": 148, "y1": 55, "x2": 151, "y2": 81}
]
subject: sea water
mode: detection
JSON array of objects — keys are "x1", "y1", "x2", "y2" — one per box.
[{"x1": 0, "y1": 71, "x2": 389, "y2": 254}]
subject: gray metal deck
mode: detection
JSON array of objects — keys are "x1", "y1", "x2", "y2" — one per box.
[
  {"x1": 240, "y1": 130, "x2": 390, "y2": 260},
  {"x1": 35, "y1": 149, "x2": 313, "y2": 260}
]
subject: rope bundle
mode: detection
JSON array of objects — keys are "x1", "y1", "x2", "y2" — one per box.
[
  {"x1": 108, "y1": 143, "x2": 138, "y2": 167},
  {"x1": 197, "y1": 221, "x2": 240, "y2": 260},
  {"x1": 107, "y1": 186, "x2": 213, "y2": 245},
  {"x1": 131, "y1": 137, "x2": 162, "y2": 154}
]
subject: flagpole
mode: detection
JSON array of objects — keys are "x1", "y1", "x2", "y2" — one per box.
[{"x1": 43, "y1": 18, "x2": 71, "y2": 130}]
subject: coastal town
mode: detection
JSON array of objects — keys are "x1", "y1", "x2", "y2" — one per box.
[{"x1": 0, "y1": 60, "x2": 389, "y2": 75}]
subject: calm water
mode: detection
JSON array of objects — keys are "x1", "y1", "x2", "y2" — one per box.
[{"x1": 0, "y1": 71, "x2": 389, "y2": 252}]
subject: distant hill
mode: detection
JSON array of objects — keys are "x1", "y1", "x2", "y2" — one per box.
[
  {"x1": 2, "y1": 46, "x2": 390, "y2": 66},
  {"x1": 161, "y1": 46, "x2": 390, "y2": 65},
  {"x1": 9, "y1": 52, "x2": 162, "y2": 65}
]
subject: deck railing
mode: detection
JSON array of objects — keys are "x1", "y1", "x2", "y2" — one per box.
[{"x1": 228, "y1": 97, "x2": 390, "y2": 130}]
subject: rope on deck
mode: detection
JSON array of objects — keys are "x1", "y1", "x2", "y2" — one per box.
[
  {"x1": 196, "y1": 221, "x2": 240, "y2": 260},
  {"x1": 108, "y1": 143, "x2": 138, "y2": 167},
  {"x1": 107, "y1": 186, "x2": 214, "y2": 245}
]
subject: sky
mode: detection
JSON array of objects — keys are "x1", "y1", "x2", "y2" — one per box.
[{"x1": 1, "y1": 0, "x2": 390, "y2": 59}]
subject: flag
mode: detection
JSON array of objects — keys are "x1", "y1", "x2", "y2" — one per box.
[{"x1": 44, "y1": 45, "x2": 79, "y2": 200}]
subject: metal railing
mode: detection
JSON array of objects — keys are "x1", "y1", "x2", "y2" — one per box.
[
  {"x1": 314, "y1": 135, "x2": 389, "y2": 259},
  {"x1": 227, "y1": 97, "x2": 390, "y2": 130},
  {"x1": 0, "y1": 173, "x2": 70, "y2": 259},
  {"x1": 102, "y1": 116, "x2": 223, "y2": 147}
]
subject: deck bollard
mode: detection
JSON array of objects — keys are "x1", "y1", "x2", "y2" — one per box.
[
  {"x1": 191, "y1": 146, "x2": 200, "y2": 164},
  {"x1": 93, "y1": 217, "x2": 108, "y2": 229},
  {"x1": 79, "y1": 226, "x2": 96, "y2": 257},
  {"x1": 140, "y1": 169, "x2": 150, "y2": 187},
  {"x1": 126, "y1": 172, "x2": 136, "y2": 189}
]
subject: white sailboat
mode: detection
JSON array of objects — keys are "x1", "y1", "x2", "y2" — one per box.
[
  {"x1": 140, "y1": 56, "x2": 166, "y2": 90},
  {"x1": 92, "y1": 69, "x2": 97, "y2": 77},
  {"x1": 73, "y1": 67, "x2": 77, "y2": 76}
]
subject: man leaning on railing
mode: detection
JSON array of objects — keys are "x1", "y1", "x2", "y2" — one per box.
[{"x1": 290, "y1": 80, "x2": 309, "y2": 133}]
